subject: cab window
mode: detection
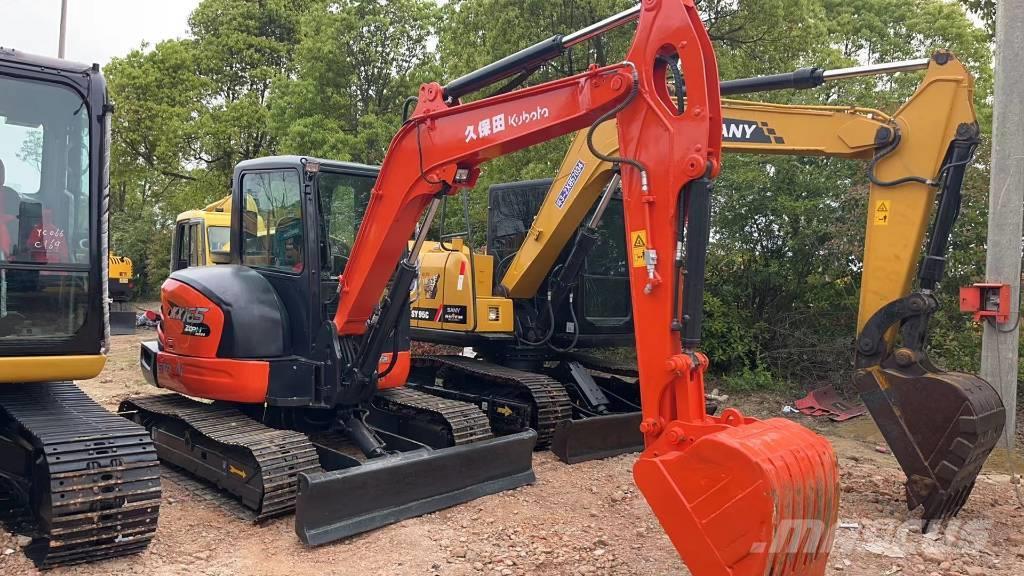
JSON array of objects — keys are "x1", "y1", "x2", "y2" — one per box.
[
  {"x1": 208, "y1": 225, "x2": 229, "y2": 254},
  {"x1": 0, "y1": 74, "x2": 91, "y2": 340},
  {"x1": 317, "y1": 171, "x2": 374, "y2": 279},
  {"x1": 241, "y1": 170, "x2": 304, "y2": 273}
]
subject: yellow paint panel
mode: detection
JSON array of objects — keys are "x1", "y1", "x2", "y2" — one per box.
[
  {"x1": 873, "y1": 200, "x2": 891, "y2": 226},
  {"x1": 0, "y1": 355, "x2": 107, "y2": 384},
  {"x1": 630, "y1": 230, "x2": 648, "y2": 268}
]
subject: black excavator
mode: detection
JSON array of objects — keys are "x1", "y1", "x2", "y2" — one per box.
[{"x1": 0, "y1": 48, "x2": 161, "y2": 568}]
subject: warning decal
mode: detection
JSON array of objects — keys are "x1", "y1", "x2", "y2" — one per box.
[
  {"x1": 873, "y1": 200, "x2": 890, "y2": 226},
  {"x1": 630, "y1": 230, "x2": 647, "y2": 268}
]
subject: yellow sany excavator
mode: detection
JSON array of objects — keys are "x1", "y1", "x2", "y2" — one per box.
[{"x1": 408, "y1": 51, "x2": 1005, "y2": 524}]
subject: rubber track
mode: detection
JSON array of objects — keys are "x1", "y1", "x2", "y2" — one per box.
[
  {"x1": 0, "y1": 383, "x2": 161, "y2": 568},
  {"x1": 122, "y1": 394, "x2": 320, "y2": 521},
  {"x1": 374, "y1": 387, "x2": 494, "y2": 446},
  {"x1": 412, "y1": 355, "x2": 572, "y2": 446}
]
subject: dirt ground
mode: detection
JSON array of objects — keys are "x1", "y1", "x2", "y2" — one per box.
[{"x1": 1, "y1": 331, "x2": 1022, "y2": 576}]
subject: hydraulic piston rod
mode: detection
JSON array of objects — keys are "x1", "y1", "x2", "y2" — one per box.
[
  {"x1": 443, "y1": 5, "x2": 641, "y2": 100},
  {"x1": 680, "y1": 57, "x2": 932, "y2": 97}
]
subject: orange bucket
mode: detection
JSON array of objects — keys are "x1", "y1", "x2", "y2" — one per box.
[{"x1": 634, "y1": 357, "x2": 839, "y2": 576}]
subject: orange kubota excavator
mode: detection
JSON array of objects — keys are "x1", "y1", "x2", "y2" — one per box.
[{"x1": 125, "y1": 2, "x2": 838, "y2": 573}]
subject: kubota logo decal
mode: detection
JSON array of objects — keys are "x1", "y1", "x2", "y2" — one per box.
[{"x1": 464, "y1": 107, "x2": 551, "y2": 142}]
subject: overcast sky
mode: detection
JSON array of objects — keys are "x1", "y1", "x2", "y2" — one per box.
[{"x1": 0, "y1": 0, "x2": 201, "y2": 66}]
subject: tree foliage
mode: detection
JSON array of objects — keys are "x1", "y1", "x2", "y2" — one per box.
[
  {"x1": 271, "y1": 0, "x2": 441, "y2": 164},
  {"x1": 105, "y1": 0, "x2": 1002, "y2": 386}
]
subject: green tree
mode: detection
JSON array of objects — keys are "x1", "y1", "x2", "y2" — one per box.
[
  {"x1": 270, "y1": 0, "x2": 441, "y2": 164},
  {"x1": 960, "y1": 0, "x2": 997, "y2": 39},
  {"x1": 702, "y1": 0, "x2": 994, "y2": 388},
  {"x1": 188, "y1": 0, "x2": 312, "y2": 177},
  {"x1": 105, "y1": 0, "x2": 313, "y2": 294}
]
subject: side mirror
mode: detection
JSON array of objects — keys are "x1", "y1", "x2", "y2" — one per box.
[{"x1": 210, "y1": 251, "x2": 231, "y2": 265}]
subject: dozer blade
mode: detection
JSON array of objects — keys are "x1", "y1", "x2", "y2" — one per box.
[
  {"x1": 109, "y1": 310, "x2": 137, "y2": 335},
  {"x1": 856, "y1": 365, "x2": 1005, "y2": 523},
  {"x1": 295, "y1": 430, "x2": 537, "y2": 546},
  {"x1": 550, "y1": 412, "x2": 643, "y2": 464},
  {"x1": 635, "y1": 415, "x2": 839, "y2": 576}
]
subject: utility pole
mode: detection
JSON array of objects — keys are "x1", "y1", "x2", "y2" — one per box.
[
  {"x1": 981, "y1": 0, "x2": 1024, "y2": 449},
  {"x1": 58, "y1": 0, "x2": 68, "y2": 58}
]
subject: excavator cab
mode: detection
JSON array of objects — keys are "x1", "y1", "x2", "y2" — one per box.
[{"x1": 485, "y1": 178, "x2": 634, "y2": 345}]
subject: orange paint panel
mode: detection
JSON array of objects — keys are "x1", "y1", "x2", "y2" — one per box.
[
  {"x1": 160, "y1": 278, "x2": 225, "y2": 358},
  {"x1": 156, "y1": 352, "x2": 269, "y2": 403},
  {"x1": 377, "y1": 351, "x2": 411, "y2": 390}
]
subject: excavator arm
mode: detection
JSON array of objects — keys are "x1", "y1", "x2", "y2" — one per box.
[
  {"x1": 502, "y1": 54, "x2": 966, "y2": 299},
  {"x1": 500, "y1": 51, "x2": 1004, "y2": 524}
]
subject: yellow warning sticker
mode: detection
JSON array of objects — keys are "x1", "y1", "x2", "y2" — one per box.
[
  {"x1": 228, "y1": 465, "x2": 248, "y2": 479},
  {"x1": 630, "y1": 230, "x2": 648, "y2": 268},
  {"x1": 873, "y1": 200, "x2": 891, "y2": 226}
]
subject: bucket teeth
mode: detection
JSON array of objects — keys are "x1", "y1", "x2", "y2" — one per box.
[{"x1": 856, "y1": 367, "x2": 1005, "y2": 523}]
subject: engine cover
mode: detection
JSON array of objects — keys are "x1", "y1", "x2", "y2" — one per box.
[{"x1": 160, "y1": 265, "x2": 289, "y2": 359}]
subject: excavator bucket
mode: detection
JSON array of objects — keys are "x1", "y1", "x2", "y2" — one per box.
[
  {"x1": 295, "y1": 430, "x2": 536, "y2": 546},
  {"x1": 856, "y1": 363, "x2": 1005, "y2": 523},
  {"x1": 635, "y1": 412, "x2": 839, "y2": 576}
]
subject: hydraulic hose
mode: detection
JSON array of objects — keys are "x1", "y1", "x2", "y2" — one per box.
[
  {"x1": 585, "y1": 62, "x2": 648, "y2": 192},
  {"x1": 548, "y1": 291, "x2": 580, "y2": 353}
]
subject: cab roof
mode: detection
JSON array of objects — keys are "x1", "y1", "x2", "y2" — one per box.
[
  {"x1": 234, "y1": 155, "x2": 380, "y2": 176},
  {"x1": 0, "y1": 47, "x2": 98, "y2": 76}
]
